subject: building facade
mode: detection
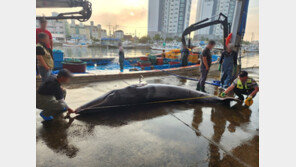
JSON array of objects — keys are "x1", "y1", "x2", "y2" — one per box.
[
  {"x1": 194, "y1": 0, "x2": 236, "y2": 40},
  {"x1": 36, "y1": 12, "x2": 67, "y2": 42},
  {"x1": 67, "y1": 20, "x2": 103, "y2": 41},
  {"x1": 148, "y1": 0, "x2": 192, "y2": 38},
  {"x1": 100, "y1": 29, "x2": 107, "y2": 38},
  {"x1": 213, "y1": 0, "x2": 236, "y2": 37},
  {"x1": 114, "y1": 30, "x2": 124, "y2": 39}
]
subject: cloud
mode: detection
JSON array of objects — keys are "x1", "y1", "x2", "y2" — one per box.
[{"x1": 91, "y1": 7, "x2": 147, "y2": 27}]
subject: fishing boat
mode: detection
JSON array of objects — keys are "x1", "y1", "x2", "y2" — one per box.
[{"x1": 36, "y1": 49, "x2": 220, "y2": 86}]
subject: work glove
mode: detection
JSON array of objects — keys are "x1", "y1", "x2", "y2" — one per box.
[
  {"x1": 244, "y1": 96, "x2": 253, "y2": 106},
  {"x1": 220, "y1": 92, "x2": 226, "y2": 97},
  {"x1": 218, "y1": 64, "x2": 221, "y2": 71}
]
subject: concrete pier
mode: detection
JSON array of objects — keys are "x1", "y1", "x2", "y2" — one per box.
[{"x1": 36, "y1": 68, "x2": 259, "y2": 167}]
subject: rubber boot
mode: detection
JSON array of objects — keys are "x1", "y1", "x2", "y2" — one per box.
[
  {"x1": 196, "y1": 83, "x2": 201, "y2": 91},
  {"x1": 40, "y1": 111, "x2": 53, "y2": 121},
  {"x1": 200, "y1": 86, "x2": 206, "y2": 93}
]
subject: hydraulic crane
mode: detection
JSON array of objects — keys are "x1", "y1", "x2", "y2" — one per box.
[
  {"x1": 182, "y1": 0, "x2": 250, "y2": 73},
  {"x1": 36, "y1": 0, "x2": 92, "y2": 22},
  {"x1": 181, "y1": 13, "x2": 231, "y2": 50}
]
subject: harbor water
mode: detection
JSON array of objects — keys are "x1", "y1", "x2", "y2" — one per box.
[{"x1": 55, "y1": 46, "x2": 259, "y2": 69}]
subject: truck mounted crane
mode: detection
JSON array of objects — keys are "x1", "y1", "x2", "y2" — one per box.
[{"x1": 36, "y1": 0, "x2": 92, "y2": 22}]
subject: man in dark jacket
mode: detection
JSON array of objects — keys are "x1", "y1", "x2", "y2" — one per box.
[
  {"x1": 181, "y1": 45, "x2": 190, "y2": 66},
  {"x1": 37, "y1": 69, "x2": 75, "y2": 121},
  {"x1": 196, "y1": 40, "x2": 216, "y2": 92}
]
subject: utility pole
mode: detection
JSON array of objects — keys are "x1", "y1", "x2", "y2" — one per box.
[
  {"x1": 113, "y1": 25, "x2": 119, "y2": 38},
  {"x1": 107, "y1": 23, "x2": 112, "y2": 37},
  {"x1": 230, "y1": 0, "x2": 250, "y2": 73}
]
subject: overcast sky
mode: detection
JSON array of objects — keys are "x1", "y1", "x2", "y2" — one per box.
[{"x1": 37, "y1": 0, "x2": 259, "y2": 41}]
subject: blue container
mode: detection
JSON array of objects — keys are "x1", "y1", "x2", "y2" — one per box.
[
  {"x1": 86, "y1": 61, "x2": 96, "y2": 66},
  {"x1": 212, "y1": 55, "x2": 219, "y2": 62},
  {"x1": 144, "y1": 66, "x2": 151, "y2": 70},
  {"x1": 54, "y1": 61, "x2": 63, "y2": 70},
  {"x1": 170, "y1": 64, "x2": 181, "y2": 68},
  {"x1": 53, "y1": 50, "x2": 64, "y2": 61},
  {"x1": 153, "y1": 65, "x2": 163, "y2": 69},
  {"x1": 162, "y1": 64, "x2": 170, "y2": 69}
]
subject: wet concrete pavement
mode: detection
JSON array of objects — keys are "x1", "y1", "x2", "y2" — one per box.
[{"x1": 36, "y1": 68, "x2": 259, "y2": 167}]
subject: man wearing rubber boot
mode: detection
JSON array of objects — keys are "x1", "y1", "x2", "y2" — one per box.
[
  {"x1": 181, "y1": 45, "x2": 189, "y2": 66},
  {"x1": 37, "y1": 69, "x2": 75, "y2": 121},
  {"x1": 196, "y1": 40, "x2": 216, "y2": 92},
  {"x1": 220, "y1": 71, "x2": 259, "y2": 106},
  {"x1": 219, "y1": 44, "x2": 238, "y2": 88},
  {"x1": 118, "y1": 42, "x2": 125, "y2": 72}
]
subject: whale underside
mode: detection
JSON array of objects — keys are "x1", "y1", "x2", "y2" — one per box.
[{"x1": 76, "y1": 84, "x2": 239, "y2": 115}]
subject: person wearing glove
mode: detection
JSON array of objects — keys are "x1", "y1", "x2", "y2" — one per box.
[
  {"x1": 220, "y1": 71, "x2": 259, "y2": 106},
  {"x1": 219, "y1": 44, "x2": 238, "y2": 88},
  {"x1": 244, "y1": 96, "x2": 254, "y2": 106},
  {"x1": 37, "y1": 69, "x2": 76, "y2": 121},
  {"x1": 220, "y1": 92, "x2": 226, "y2": 97}
]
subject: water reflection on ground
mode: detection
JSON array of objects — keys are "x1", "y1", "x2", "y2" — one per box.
[{"x1": 37, "y1": 69, "x2": 259, "y2": 167}]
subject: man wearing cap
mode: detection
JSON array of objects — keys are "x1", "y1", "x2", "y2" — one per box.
[
  {"x1": 219, "y1": 44, "x2": 238, "y2": 88},
  {"x1": 220, "y1": 71, "x2": 259, "y2": 106},
  {"x1": 36, "y1": 69, "x2": 75, "y2": 121}
]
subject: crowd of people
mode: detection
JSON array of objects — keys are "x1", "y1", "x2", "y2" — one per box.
[{"x1": 195, "y1": 40, "x2": 259, "y2": 106}]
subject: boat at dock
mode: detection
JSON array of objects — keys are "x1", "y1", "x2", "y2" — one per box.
[{"x1": 36, "y1": 49, "x2": 220, "y2": 86}]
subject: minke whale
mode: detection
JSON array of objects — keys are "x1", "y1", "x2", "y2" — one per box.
[{"x1": 76, "y1": 84, "x2": 239, "y2": 115}]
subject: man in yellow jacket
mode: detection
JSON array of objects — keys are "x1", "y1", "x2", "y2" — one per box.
[{"x1": 220, "y1": 71, "x2": 259, "y2": 106}]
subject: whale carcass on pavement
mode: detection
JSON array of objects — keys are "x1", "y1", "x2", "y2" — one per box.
[{"x1": 76, "y1": 84, "x2": 239, "y2": 115}]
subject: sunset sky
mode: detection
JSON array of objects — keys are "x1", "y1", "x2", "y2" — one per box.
[{"x1": 36, "y1": 0, "x2": 259, "y2": 41}]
